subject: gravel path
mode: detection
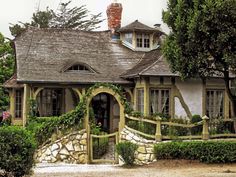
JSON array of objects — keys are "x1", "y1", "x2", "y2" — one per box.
[{"x1": 32, "y1": 160, "x2": 236, "y2": 177}]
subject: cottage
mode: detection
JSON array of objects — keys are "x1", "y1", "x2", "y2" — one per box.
[{"x1": 4, "y1": 1, "x2": 234, "y2": 132}]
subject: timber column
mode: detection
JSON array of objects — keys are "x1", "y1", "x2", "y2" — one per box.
[{"x1": 22, "y1": 84, "x2": 30, "y2": 126}]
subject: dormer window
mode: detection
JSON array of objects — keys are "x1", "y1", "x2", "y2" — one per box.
[
  {"x1": 125, "y1": 33, "x2": 133, "y2": 44},
  {"x1": 65, "y1": 63, "x2": 95, "y2": 73},
  {"x1": 68, "y1": 65, "x2": 89, "y2": 71},
  {"x1": 136, "y1": 33, "x2": 150, "y2": 48}
]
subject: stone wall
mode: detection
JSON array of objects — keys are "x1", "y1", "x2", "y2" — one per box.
[
  {"x1": 35, "y1": 129, "x2": 87, "y2": 164},
  {"x1": 120, "y1": 128, "x2": 156, "y2": 165}
]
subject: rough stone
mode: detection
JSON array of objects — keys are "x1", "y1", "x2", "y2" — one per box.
[
  {"x1": 51, "y1": 144, "x2": 59, "y2": 151},
  {"x1": 45, "y1": 148, "x2": 51, "y2": 156},
  {"x1": 137, "y1": 146, "x2": 146, "y2": 153},
  {"x1": 80, "y1": 139, "x2": 87, "y2": 145},
  {"x1": 66, "y1": 141, "x2": 74, "y2": 151},
  {"x1": 52, "y1": 150, "x2": 58, "y2": 157},
  {"x1": 74, "y1": 145, "x2": 81, "y2": 152},
  {"x1": 59, "y1": 148, "x2": 70, "y2": 156}
]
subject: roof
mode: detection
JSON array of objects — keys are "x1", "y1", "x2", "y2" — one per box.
[
  {"x1": 118, "y1": 20, "x2": 164, "y2": 34},
  {"x1": 14, "y1": 28, "x2": 145, "y2": 84},
  {"x1": 3, "y1": 74, "x2": 23, "y2": 88},
  {"x1": 121, "y1": 49, "x2": 178, "y2": 78}
]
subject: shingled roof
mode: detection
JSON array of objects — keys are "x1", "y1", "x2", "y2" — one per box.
[
  {"x1": 14, "y1": 28, "x2": 145, "y2": 85},
  {"x1": 121, "y1": 48, "x2": 178, "y2": 78},
  {"x1": 118, "y1": 20, "x2": 164, "y2": 34}
]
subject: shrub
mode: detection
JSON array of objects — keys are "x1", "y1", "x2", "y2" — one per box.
[
  {"x1": 154, "y1": 141, "x2": 236, "y2": 163},
  {"x1": 191, "y1": 115, "x2": 202, "y2": 135},
  {"x1": 0, "y1": 126, "x2": 36, "y2": 177},
  {"x1": 93, "y1": 135, "x2": 109, "y2": 159},
  {"x1": 116, "y1": 141, "x2": 138, "y2": 165}
]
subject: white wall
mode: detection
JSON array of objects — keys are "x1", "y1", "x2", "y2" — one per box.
[{"x1": 175, "y1": 78, "x2": 203, "y2": 117}]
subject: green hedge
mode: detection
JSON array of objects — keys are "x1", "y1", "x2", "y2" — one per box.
[
  {"x1": 116, "y1": 141, "x2": 138, "y2": 165},
  {"x1": 0, "y1": 126, "x2": 36, "y2": 177},
  {"x1": 154, "y1": 141, "x2": 236, "y2": 163}
]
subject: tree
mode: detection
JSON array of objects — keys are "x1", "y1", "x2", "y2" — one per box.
[
  {"x1": 9, "y1": 1, "x2": 103, "y2": 37},
  {"x1": 162, "y1": 0, "x2": 236, "y2": 116},
  {"x1": 0, "y1": 33, "x2": 14, "y2": 110}
]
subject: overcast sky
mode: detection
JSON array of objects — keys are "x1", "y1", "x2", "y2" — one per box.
[{"x1": 0, "y1": 0, "x2": 169, "y2": 38}]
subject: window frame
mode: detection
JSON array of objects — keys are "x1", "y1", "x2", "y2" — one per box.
[
  {"x1": 136, "y1": 33, "x2": 150, "y2": 49},
  {"x1": 136, "y1": 88, "x2": 144, "y2": 114},
  {"x1": 149, "y1": 88, "x2": 170, "y2": 116},
  {"x1": 206, "y1": 89, "x2": 225, "y2": 119},
  {"x1": 15, "y1": 89, "x2": 23, "y2": 119}
]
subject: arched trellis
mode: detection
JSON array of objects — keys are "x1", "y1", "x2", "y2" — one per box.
[{"x1": 85, "y1": 86, "x2": 125, "y2": 132}]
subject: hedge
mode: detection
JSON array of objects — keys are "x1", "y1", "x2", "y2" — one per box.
[
  {"x1": 116, "y1": 142, "x2": 138, "y2": 165},
  {"x1": 0, "y1": 126, "x2": 36, "y2": 177},
  {"x1": 154, "y1": 141, "x2": 236, "y2": 163}
]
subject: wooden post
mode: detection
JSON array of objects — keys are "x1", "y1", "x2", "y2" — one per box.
[
  {"x1": 155, "y1": 116, "x2": 162, "y2": 142},
  {"x1": 202, "y1": 115, "x2": 209, "y2": 140}
]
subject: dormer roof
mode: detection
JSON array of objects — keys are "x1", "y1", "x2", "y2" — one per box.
[{"x1": 118, "y1": 20, "x2": 164, "y2": 34}]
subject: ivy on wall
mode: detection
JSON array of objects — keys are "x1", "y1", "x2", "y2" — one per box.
[{"x1": 27, "y1": 83, "x2": 132, "y2": 146}]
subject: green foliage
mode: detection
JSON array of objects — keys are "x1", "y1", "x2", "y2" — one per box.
[
  {"x1": 191, "y1": 115, "x2": 203, "y2": 135},
  {"x1": 154, "y1": 141, "x2": 236, "y2": 163},
  {"x1": 0, "y1": 126, "x2": 36, "y2": 177},
  {"x1": 126, "y1": 119, "x2": 156, "y2": 136},
  {"x1": 116, "y1": 141, "x2": 138, "y2": 165},
  {"x1": 92, "y1": 135, "x2": 109, "y2": 159},
  {"x1": 0, "y1": 33, "x2": 14, "y2": 110},
  {"x1": 10, "y1": 1, "x2": 104, "y2": 37},
  {"x1": 26, "y1": 83, "x2": 130, "y2": 146},
  {"x1": 209, "y1": 119, "x2": 235, "y2": 135},
  {"x1": 27, "y1": 103, "x2": 84, "y2": 146},
  {"x1": 163, "y1": 0, "x2": 236, "y2": 114}
]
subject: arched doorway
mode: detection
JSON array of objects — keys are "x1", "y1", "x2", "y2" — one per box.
[
  {"x1": 85, "y1": 86, "x2": 125, "y2": 164},
  {"x1": 90, "y1": 93, "x2": 120, "y2": 133}
]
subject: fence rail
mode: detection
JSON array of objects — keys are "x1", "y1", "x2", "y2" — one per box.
[{"x1": 125, "y1": 114, "x2": 236, "y2": 141}]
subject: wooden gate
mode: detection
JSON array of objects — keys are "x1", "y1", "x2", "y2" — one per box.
[{"x1": 90, "y1": 132, "x2": 119, "y2": 164}]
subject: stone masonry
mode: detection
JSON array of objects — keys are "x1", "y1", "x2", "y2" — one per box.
[
  {"x1": 120, "y1": 128, "x2": 156, "y2": 165},
  {"x1": 35, "y1": 129, "x2": 87, "y2": 164}
]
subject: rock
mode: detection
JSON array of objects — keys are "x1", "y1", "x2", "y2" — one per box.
[
  {"x1": 59, "y1": 148, "x2": 70, "y2": 155},
  {"x1": 80, "y1": 139, "x2": 87, "y2": 145},
  {"x1": 51, "y1": 144, "x2": 59, "y2": 151},
  {"x1": 76, "y1": 134, "x2": 82, "y2": 140},
  {"x1": 52, "y1": 150, "x2": 58, "y2": 157},
  {"x1": 146, "y1": 147, "x2": 153, "y2": 154},
  {"x1": 137, "y1": 146, "x2": 146, "y2": 153},
  {"x1": 60, "y1": 155, "x2": 67, "y2": 160},
  {"x1": 74, "y1": 144, "x2": 81, "y2": 152},
  {"x1": 45, "y1": 148, "x2": 51, "y2": 156},
  {"x1": 82, "y1": 133, "x2": 87, "y2": 139},
  {"x1": 137, "y1": 153, "x2": 146, "y2": 161},
  {"x1": 79, "y1": 154, "x2": 86, "y2": 163},
  {"x1": 66, "y1": 141, "x2": 74, "y2": 151}
]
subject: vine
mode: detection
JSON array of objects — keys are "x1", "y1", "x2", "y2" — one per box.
[{"x1": 27, "y1": 83, "x2": 132, "y2": 146}]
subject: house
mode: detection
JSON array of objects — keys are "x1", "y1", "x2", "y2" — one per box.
[{"x1": 4, "y1": 1, "x2": 234, "y2": 133}]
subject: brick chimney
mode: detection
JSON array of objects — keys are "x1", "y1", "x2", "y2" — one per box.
[{"x1": 106, "y1": 0, "x2": 123, "y2": 33}]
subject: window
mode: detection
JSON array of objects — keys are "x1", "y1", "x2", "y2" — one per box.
[
  {"x1": 125, "y1": 33, "x2": 133, "y2": 44},
  {"x1": 36, "y1": 89, "x2": 63, "y2": 117},
  {"x1": 136, "y1": 33, "x2": 150, "y2": 48},
  {"x1": 15, "y1": 90, "x2": 22, "y2": 118},
  {"x1": 150, "y1": 89, "x2": 170, "y2": 115},
  {"x1": 136, "y1": 34, "x2": 143, "y2": 48},
  {"x1": 67, "y1": 64, "x2": 91, "y2": 72},
  {"x1": 137, "y1": 89, "x2": 144, "y2": 113},
  {"x1": 206, "y1": 90, "x2": 224, "y2": 118}
]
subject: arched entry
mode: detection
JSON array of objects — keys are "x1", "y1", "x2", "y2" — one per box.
[
  {"x1": 85, "y1": 86, "x2": 125, "y2": 164},
  {"x1": 85, "y1": 87, "x2": 125, "y2": 132}
]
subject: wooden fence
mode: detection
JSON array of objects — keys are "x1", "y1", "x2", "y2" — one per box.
[{"x1": 125, "y1": 114, "x2": 236, "y2": 141}]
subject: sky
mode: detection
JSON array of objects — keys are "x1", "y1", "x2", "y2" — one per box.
[{"x1": 0, "y1": 0, "x2": 169, "y2": 38}]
